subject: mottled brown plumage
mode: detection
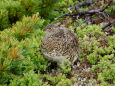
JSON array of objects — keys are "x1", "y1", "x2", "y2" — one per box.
[{"x1": 41, "y1": 23, "x2": 79, "y2": 66}]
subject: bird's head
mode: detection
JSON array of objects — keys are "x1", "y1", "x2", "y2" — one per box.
[{"x1": 43, "y1": 23, "x2": 61, "y2": 33}]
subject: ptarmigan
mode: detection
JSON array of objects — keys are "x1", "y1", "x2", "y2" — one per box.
[{"x1": 41, "y1": 23, "x2": 79, "y2": 66}]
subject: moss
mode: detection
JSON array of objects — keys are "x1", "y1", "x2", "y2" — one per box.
[{"x1": 76, "y1": 24, "x2": 115, "y2": 85}]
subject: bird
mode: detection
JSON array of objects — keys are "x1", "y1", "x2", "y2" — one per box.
[{"x1": 41, "y1": 22, "x2": 79, "y2": 66}]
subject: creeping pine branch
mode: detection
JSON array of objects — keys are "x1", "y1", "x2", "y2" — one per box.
[
  {"x1": 54, "y1": 13, "x2": 73, "y2": 20},
  {"x1": 68, "y1": 0, "x2": 93, "y2": 12},
  {"x1": 102, "y1": 19, "x2": 115, "y2": 30},
  {"x1": 55, "y1": 0, "x2": 93, "y2": 20},
  {"x1": 55, "y1": 0, "x2": 112, "y2": 20},
  {"x1": 75, "y1": 0, "x2": 112, "y2": 15}
]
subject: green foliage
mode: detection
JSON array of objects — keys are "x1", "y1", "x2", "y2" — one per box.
[
  {"x1": 8, "y1": 71, "x2": 75, "y2": 86},
  {"x1": 104, "y1": 0, "x2": 115, "y2": 14},
  {"x1": 0, "y1": 13, "x2": 49, "y2": 84},
  {"x1": 0, "y1": 0, "x2": 25, "y2": 30},
  {"x1": 38, "y1": 0, "x2": 59, "y2": 18},
  {"x1": 39, "y1": 73, "x2": 75, "y2": 86},
  {"x1": 58, "y1": 61, "x2": 72, "y2": 73},
  {"x1": 0, "y1": 9, "x2": 10, "y2": 30},
  {"x1": 0, "y1": 0, "x2": 60, "y2": 30},
  {"x1": 9, "y1": 71, "x2": 49, "y2": 86},
  {"x1": 76, "y1": 24, "x2": 115, "y2": 85}
]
